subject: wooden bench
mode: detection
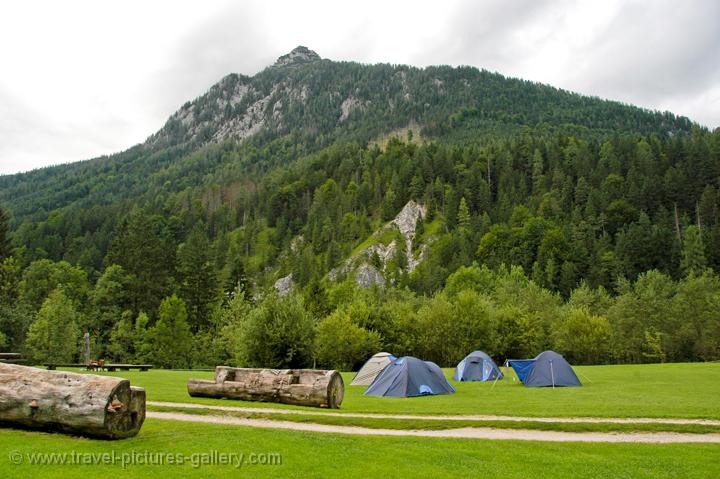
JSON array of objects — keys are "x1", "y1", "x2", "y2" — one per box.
[
  {"x1": 0, "y1": 353, "x2": 29, "y2": 364},
  {"x1": 0, "y1": 353, "x2": 22, "y2": 359},
  {"x1": 0, "y1": 358, "x2": 31, "y2": 364},
  {"x1": 45, "y1": 363, "x2": 153, "y2": 372}
]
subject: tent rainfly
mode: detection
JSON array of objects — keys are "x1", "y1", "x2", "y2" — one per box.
[
  {"x1": 351, "y1": 352, "x2": 396, "y2": 386},
  {"x1": 453, "y1": 350, "x2": 503, "y2": 382},
  {"x1": 507, "y1": 350, "x2": 581, "y2": 387},
  {"x1": 364, "y1": 356, "x2": 456, "y2": 397}
]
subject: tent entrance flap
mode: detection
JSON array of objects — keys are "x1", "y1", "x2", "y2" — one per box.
[
  {"x1": 453, "y1": 351, "x2": 503, "y2": 382},
  {"x1": 507, "y1": 359, "x2": 535, "y2": 383}
]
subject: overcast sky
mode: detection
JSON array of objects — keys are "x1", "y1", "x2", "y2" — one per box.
[{"x1": 1, "y1": 0, "x2": 718, "y2": 175}]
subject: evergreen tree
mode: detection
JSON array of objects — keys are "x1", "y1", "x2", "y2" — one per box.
[
  {"x1": 25, "y1": 289, "x2": 80, "y2": 362},
  {"x1": 105, "y1": 210, "x2": 175, "y2": 315},
  {"x1": 148, "y1": 295, "x2": 193, "y2": 368},
  {"x1": 107, "y1": 310, "x2": 139, "y2": 362},
  {"x1": 90, "y1": 264, "x2": 130, "y2": 355},
  {"x1": 224, "y1": 255, "x2": 249, "y2": 299},
  {"x1": 0, "y1": 205, "x2": 11, "y2": 261},
  {"x1": 698, "y1": 185, "x2": 718, "y2": 227},
  {"x1": 176, "y1": 225, "x2": 218, "y2": 331},
  {"x1": 681, "y1": 225, "x2": 707, "y2": 276},
  {"x1": 457, "y1": 197, "x2": 471, "y2": 230},
  {"x1": 382, "y1": 188, "x2": 397, "y2": 220},
  {"x1": 0, "y1": 257, "x2": 20, "y2": 303},
  {"x1": 409, "y1": 174, "x2": 425, "y2": 200}
]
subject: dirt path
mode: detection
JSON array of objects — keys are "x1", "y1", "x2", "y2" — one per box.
[
  {"x1": 148, "y1": 401, "x2": 720, "y2": 426},
  {"x1": 147, "y1": 411, "x2": 720, "y2": 443}
]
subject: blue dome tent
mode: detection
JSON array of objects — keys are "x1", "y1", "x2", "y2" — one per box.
[
  {"x1": 507, "y1": 350, "x2": 581, "y2": 387},
  {"x1": 453, "y1": 350, "x2": 503, "y2": 382},
  {"x1": 364, "y1": 356, "x2": 456, "y2": 397}
]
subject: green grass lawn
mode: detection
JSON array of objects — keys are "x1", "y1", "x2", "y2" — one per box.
[
  {"x1": 1, "y1": 419, "x2": 719, "y2": 479},
  {"x1": 60, "y1": 362, "x2": 720, "y2": 419},
  {"x1": 2, "y1": 363, "x2": 719, "y2": 478},
  {"x1": 148, "y1": 404, "x2": 720, "y2": 434}
]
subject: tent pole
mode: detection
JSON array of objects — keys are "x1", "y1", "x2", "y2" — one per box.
[
  {"x1": 550, "y1": 361, "x2": 555, "y2": 389},
  {"x1": 491, "y1": 374, "x2": 499, "y2": 390}
]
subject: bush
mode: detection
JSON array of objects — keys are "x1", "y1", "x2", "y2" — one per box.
[
  {"x1": 239, "y1": 293, "x2": 315, "y2": 368},
  {"x1": 315, "y1": 310, "x2": 381, "y2": 371},
  {"x1": 554, "y1": 308, "x2": 611, "y2": 364}
]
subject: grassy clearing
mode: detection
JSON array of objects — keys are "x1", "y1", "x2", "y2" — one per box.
[
  {"x1": 419, "y1": 217, "x2": 443, "y2": 240},
  {"x1": 1, "y1": 419, "x2": 719, "y2": 479},
  {"x1": 350, "y1": 224, "x2": 397, "y2": 257},
  {"x1": 63, "y1": 362, "x2": 720, "y2": 419}
]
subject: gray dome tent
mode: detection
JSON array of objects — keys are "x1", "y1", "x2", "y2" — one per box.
[
  {"x1": 453, "y1": 350, "x2": 503, "y2": 382},
  {"x1": 508, "y1": 350, "x2": 581, "y2": 387},
  {"x1": 364, "y1": 356, "x2": 456, "y2": 397},
  {"x1": 351, "y1": 352, "x2": 396, "y2": 386}
]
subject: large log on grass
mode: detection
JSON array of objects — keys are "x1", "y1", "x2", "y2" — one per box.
[
  {"x1": 188, "y1": 367, "x2": 344, "y2": 408},
  {"x1": 0, "y1": 363, "x2": 145, "y2": 439}
]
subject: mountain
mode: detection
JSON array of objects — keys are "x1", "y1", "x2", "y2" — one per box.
[
  {"x1": 2, "y1": 47, "x2": 720, "y2": 368},
  {"x1": 148, "y1": 45, "x2": 691, "y2": 152},
  {"x1": 0, "y1": 46, "x2": 695, "y2": 226},
  {"x1": 0, "y1": 47, "x2": 717, "y2": 294}
]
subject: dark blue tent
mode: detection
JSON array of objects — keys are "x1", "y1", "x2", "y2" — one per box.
[
  {"x1": 452, "y1": 351, "x2": 503, "y2": 382},
  {"x1": 364, "y1": 356, "x2": 456, "y2": 397},
  {"x1": 508, "y1": 351, "x2": 581, "y2": 387}
]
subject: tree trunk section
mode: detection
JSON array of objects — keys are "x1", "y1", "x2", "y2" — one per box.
[
  {"x1": 0, "y1": 363, "x2": 145, "y2": 439},
  {"x1": 188, "y1": 367, "x2": 344, "y2": 409}
]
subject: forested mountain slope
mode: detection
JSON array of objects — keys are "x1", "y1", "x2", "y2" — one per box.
[
  {"x1": 1, "y1": 47, "x2": 719, "y2": 369},
  {"x1": 0, "y1": 46, "x2": 693, "y2": 226}
]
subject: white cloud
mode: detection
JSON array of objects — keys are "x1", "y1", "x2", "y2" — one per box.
[{"x1": 0, "y1": 0, "x2": 718, "y2": 175}]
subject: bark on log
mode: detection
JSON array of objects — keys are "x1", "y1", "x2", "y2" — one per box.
[
  {"x1": 0, "y1": 363, "x2": 146, "y2": 439},
  {"x1": 188, "y1": 367, "x2": 344, "y2": 408}
]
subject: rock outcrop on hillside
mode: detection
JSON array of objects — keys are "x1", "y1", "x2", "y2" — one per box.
[
  {"x1": 354, "y1": 263, "x2": 386, "y2": 288},
  {"x1": 274, "y1": 273, "x2": 294, "y2": 296},
  {"x1": 274, "y1": 46, "x2": 321, "y2": 67},
  {"x1": 328, "y1": 200, "x2": 428, "y2": 287}
]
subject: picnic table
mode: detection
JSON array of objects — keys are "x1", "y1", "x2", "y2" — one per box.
[{"x1": 45, "y1": 363, "x2": 153, "y2": 372}]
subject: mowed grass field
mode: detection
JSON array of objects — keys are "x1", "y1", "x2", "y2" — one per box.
[
  {"x1": 64, "y1": 362, "x2": 720, "y2": 419},
  {"x1": 0, "y1": 363, "x2": 718, "y2": 478},
  {"x1": 2, "y1": 419, "x2": 720, "y2": 479}
]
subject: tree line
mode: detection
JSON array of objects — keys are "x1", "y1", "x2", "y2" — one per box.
[
  {"x1": 1, "y1": 250, "x2": 718, "y2": 369},
  {"x1": 1, "y1": 125, "x2": 719, "y2": 368}
]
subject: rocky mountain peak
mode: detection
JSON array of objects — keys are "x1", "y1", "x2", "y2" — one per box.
[{"x1": 274, "y1": 46, "x2": 321, "y2": 67}]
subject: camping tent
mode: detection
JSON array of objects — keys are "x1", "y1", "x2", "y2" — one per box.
[
  {"x1": 364, "y1": 356, "x2": 456, "y2": 397},
  {"x1": 351, "y1": 352, "x2": 396, "y2": 386},
  {"x1": 453, "y1": 350, "x2": 503, "y2": 382},
  {"x1": 507, "y1": 350, "x2": 581, "y2": 387}
]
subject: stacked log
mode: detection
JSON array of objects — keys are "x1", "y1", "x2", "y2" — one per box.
[
  {"x1": 188, "y1": 367, "x2": 344, "y2": 409},
  {"x1": 0, "y1": 363, "x2": 145, "y2": 439}
]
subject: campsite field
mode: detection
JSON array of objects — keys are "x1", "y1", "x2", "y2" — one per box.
[
  {"x1": 65, "y1": 362, "x2": 720, "y2": 419},
  {"x1": 1, "y1": 363, "x2": 719, "y2": 478}
]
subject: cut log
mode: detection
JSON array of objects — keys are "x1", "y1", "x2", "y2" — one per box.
[
  {"x1": 188, "y1": 367, "x2": 344, "y2": 409},
  {"x1": 0, "y1": 363, "x2": 145, "y2": 439}
]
